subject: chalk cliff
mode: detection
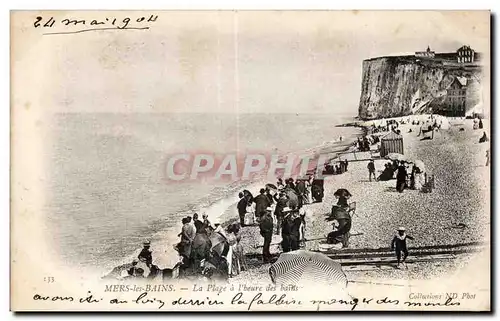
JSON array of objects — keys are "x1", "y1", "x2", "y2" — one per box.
[{"x1": 357, "y1": 55, "x2": 483, "y2": 120}]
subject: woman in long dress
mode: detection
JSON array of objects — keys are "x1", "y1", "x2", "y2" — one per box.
[
  {"x1": 226, "y1": 223, "x2": 244, "y2": 277},
  {"x1": 233, "y1": 235, "x2": 248, "y2": 273},
  {"x1": 306, "y1": 176, "x2": 313, "y2": 204},
  {"x1": 414, "y1": 167, "x2": 425, "y2": 191}
]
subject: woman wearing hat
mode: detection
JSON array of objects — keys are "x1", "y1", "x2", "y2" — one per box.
[{"x1": 391, "y1": 227, "x2": 414, "y2": 269}]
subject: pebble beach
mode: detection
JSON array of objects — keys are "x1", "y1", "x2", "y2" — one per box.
[{"x1": 225, "y1": 116, "x2": 490, "y2": 286}]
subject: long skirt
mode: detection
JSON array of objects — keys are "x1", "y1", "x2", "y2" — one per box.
[
  {"x1": 234, "y1": 243, "x2": 248, "y2": 272},
  {"x1": 230, "y1": 245, "x2": 240, "y2": 276},
  {"x1": 327, "y1": 219, "x2": 352, "y2": 247},
  {"x1": 396, "y1": 178, "x2": 406, "y2": 192},
  {"x1": 414, "y1": 173, "x2": 424, "y2": 190},
  {"x1": 226, "y1": 246, "x2": 234, "y2": 277}
]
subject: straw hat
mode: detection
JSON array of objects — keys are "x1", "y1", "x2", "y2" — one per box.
[{"x1": 397, "y1": 227, "x2": 406, "y2": 231}]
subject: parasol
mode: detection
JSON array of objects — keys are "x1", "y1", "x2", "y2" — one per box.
[
  {"x1": 284, "y1": 188, "x2": 299, "y2": 209},
  {"x1": 413, "y1": 160, "x2": 425, "y2": 172},
  {"x1": 265, "y1": 183, "x2": 278, "y2": 195},
  {"x1": 210, "y1": 232, "x2": 229, "y2": 257},
  {"x1": 268, "y1": 250, "x2": 348, "y2": 288},
  {"x1": 333, "y1": 188, "x2": 352, "y2": 199},
  {"x1": 386, "y1": 153, "x2": 408, "y2": 161},
  {"x1": 242, "y1": 189, "x2": 253, "y2": 201}
]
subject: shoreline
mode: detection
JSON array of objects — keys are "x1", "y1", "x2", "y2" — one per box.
[{"x1": 103, "y1": 120, "x2": 364, "y2": 275}]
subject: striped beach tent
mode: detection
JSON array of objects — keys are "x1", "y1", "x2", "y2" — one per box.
[
  {"x1": 268, "y1": 250, "x2": 348, "y2": 289},
  {"x1": 380, "y1": 131, "x2": 404, "y2": 157}
]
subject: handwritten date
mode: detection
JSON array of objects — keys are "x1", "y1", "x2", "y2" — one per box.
[{"x1": 34, "y1": 14, "x2": 158, "y2": 32}]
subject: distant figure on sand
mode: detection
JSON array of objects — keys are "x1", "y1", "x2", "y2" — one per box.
[
  {"x1": 367, "y1": 159, "x2": 376, "y2": 182},
  {"x1": 396, "y1": 163, "x2": 408, "y2": 193},
  {"x1": 479, "y1": 118, "x2": 484, "y2": 129},
  {"x1": 311, "y1": 178, "x2": 324, "y2": 202},
  {"x1": 378, "y1": 163, "x2": 394, "y2": 181},
  {"x1": 391, "y1": 227, "x2": 414, "y2": 269},
  {"x1": 237, "y1": 192, "x2": 248, "y2": 226},
  {"x1": 473, "y1": 118, "x2": 479, "y2": 130},
  {"x1": 486, "y1": 149, "x2": 490, "y2": 166},
  {"x1": 479, "y1": 132, "x2": 489, "y2": 143}
]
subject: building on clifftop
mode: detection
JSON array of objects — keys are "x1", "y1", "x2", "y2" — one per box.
[
  {"x1": 415, "y1": 46, "x2": 435, "y2": 59},
  {"x1": 358, "y1": 45, "x2": 483, "y2": 120},
  {"x1": 456, "y1": 45, "x2": 475, "y2": 63}
]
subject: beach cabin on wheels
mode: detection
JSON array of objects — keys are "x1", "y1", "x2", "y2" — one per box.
[{"x1": 380, "y1": 131, "x2": 404, "y2": 157}]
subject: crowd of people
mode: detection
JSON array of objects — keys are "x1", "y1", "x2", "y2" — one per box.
[
  {"x1": 367, "y1": 158, "x2": 429, "y2": 193},
  {"x1": 324, "y1": 160, "x2": 349, "y2": 175},
  {"x1": 104, "y1": 240, "x2": 167, "y2": 281},
  {"x1": 237, "y1": 177, "x2": 324, "y2": 262},
  {"x1": 108, "y1": 115, "x2": 484, "y2": 281}
]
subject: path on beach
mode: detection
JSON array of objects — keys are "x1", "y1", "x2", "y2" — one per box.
[{"x1": 231, "y1": 118, "x2": 490, "y2": 284}]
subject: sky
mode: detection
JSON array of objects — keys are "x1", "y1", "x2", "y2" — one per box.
[{"x1": 12, "y1": 10, "x2": 490, "y2": 114}]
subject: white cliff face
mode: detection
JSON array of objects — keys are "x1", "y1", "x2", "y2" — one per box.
[{"x1": 358, "y1": 56, "x2": 483, "y2": 120}]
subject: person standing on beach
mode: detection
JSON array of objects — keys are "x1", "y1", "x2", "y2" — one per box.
[
  {"x1": 237, "y1": 192, "x2": 248, "y2": 227},
  {"x1": 486, "y1": 149, "x2": 490, "y2": 166},
  {"x1": 281, "y1": 209, "x2": 301, "y2": 253},
  {"x1": 138, "y1": 240, "x2": 153, "y2": 268},
  {"x1": 367, "y1": 159, "x2": 376, "y2": 182},
  {"x1": 259, "y1": 207, "x2": 274, "y2": 263},
  {"x1": 254, "y1": 188, "x2": 272, "y2": 221},
  {"x1": 202, "y1": 214, "x2": 212, "y2": 232},
  {"x1": 274, "y1": 192, "x2": 288, "y2": 235},
  {"x1": 391, "y1": 227, "x2": 414, "y2": 269},
  {"x1": 192, "y1": 213, "x2": 204, "y2": 233},
  {"x1": 296, "y1": 179, "x2": 307, "y2": 207},
  {"x1": 396, "y1": 162, "x2": 407, "y2": 193},
  {"x1": 178, "y1": 217, "x2": 196, "y2": 269}
]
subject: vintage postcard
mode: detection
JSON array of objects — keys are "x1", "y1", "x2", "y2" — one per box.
[{"x1": 10, "y1": 10, "x2": 491, "y2": 311}]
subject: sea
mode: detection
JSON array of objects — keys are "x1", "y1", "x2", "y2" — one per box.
[{"x1": 44, "y1": 112, "x2": 361, "y2": 274}]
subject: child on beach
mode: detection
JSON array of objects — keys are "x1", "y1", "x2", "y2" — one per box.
[{"x1": 391, "y1": 227, "x2": 414, "y2": 269}]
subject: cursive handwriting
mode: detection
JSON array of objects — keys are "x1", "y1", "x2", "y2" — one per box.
[
  {"x1": 231, "y1": 292, "x2": 302, "y2": 311},
  {"x1": 31, "y1": 291, "x2": 463, "y2": 311},
  {"x1": 34, "y1": 14, "x2": 158, "y2": 35}
]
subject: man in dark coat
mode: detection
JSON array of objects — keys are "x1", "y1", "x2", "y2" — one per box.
[
  {"x1": 274, "y1": 192, "x2": 288, "y2": 235},
  {"x1": 367, "y1": 159, "x2": 376, "y2": 182},
  {"x1": 265, "y1": 188, "x2": 275, "y2": 205},
  {"x1": 259, "y1": 208, "x2": 274, "y2": 263},
  {"x1": 237, "y1": 192, "x2": 248, "y2": 226},
  {"x1": 254, "y1": 188, "x2": 271, "y2": 220},
  {"x1": 295, "y1": 179, "x2": 306, "y2": 208},
  {"x1": 311, "y1": 178, "x2": 324, "y2": 202},
  {"x1": 193, "y1": 213, "x2": 204, "y2": 233},
  {"x1": 281, "y1": 210, "x2": 301, "y2": 252},
  {"x1": 396, "y1": 163, "x2": 408, "y2": 193}
]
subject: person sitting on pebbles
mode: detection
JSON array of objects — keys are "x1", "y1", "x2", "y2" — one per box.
[{"x1": 391, "y1": 227, "x2": 414, "y2": 269}]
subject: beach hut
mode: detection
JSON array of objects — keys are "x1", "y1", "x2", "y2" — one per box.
[{"x1": 380, "y1": 132, "x2": 404, "y2": 157}]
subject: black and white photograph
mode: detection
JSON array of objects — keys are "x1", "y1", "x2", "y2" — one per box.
[{"x1": 9, "y1": 10, "x2": 491, "y2": 311}]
